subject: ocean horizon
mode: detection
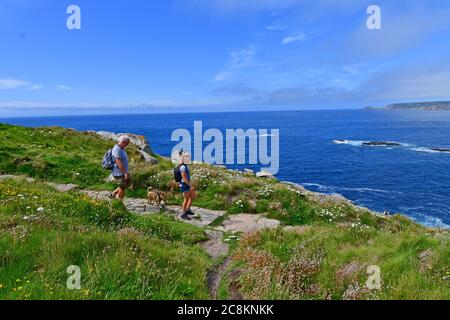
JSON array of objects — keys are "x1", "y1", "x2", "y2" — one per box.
[{"x1": 2, "y1": 109, "x2": 450, "y2": 229}]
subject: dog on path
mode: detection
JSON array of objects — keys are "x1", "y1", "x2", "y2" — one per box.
[{"x1": 147, "y1": 188, "x2": 167, "y2": 208}]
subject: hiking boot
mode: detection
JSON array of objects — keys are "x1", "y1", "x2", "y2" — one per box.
[
  {"x1": 186, "y1": 208, "x2": 195, "y2": 216},
  {"x1": 180, "y1": 213, "x2": 192, "y2": 221}
]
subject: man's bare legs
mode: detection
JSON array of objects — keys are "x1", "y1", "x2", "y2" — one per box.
[
  {"x1": 111, "y1": 187, "x2": 120, "y2": 198},
  {"x1": 117, "y1": 187, "x2": 125, "y2": 200}
]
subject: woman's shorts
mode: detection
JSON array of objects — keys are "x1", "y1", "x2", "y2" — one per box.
[{"x1": 180, "y1": 183, "x2": 191, "y2": 193}]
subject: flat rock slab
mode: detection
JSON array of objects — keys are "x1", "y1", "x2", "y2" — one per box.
[
  {"x1": 47, "y1": 183, "x2": 78, "y2": 192},
  {"x1": 201, "y1": 238, "x2": 229, "y2": 259},
  {"x1": 167, "y1": 206, "x2": 226, "y2": 227},
  {"x1": 79, "y1": 190, "x2": 164, "y2": 215},
  {"x1": 80, "y1": 190, "x2": 112, "y2": 201},
  {"x1": 205, "y1": 230, "x2": 224, "y2": 239},
  {"x1": 222, "y1": 214, "x2": 280, "y2": 234},
  {"x1": 202, "y1": 230, "x2": 229, "y2": 259},
  {"x1": 124, "y1": 198, "x2": 164, "y2": 215},
  {"x1": 0, "y1": 175, "x2": 36, "y2": 183}
]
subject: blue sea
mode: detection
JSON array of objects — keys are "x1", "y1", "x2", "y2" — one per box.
[{"x1": 2, "y1": 110, "x2": 450, "y2": 228}]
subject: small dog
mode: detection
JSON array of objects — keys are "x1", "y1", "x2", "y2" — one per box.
[{"x1": 147, "y1": 188, "x2": 167, "y2": 208}]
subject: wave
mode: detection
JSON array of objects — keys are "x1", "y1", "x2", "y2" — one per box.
[
  {"x1": 302, "y1": 183, "x2": 449, "y2": 229},
  {"x1": 334, "y1": 139, "x2": 450, "y2": 155},
  {"x1": 333, "y1": 139, "x2": 364, "y2": 147},
  {"x1": 260, "y1": 133, "x2": 277, "y2": 137},
  {"x1": 411, "y1": 214, "x2": 450, "y2": 229},
  {"x1": 412, "y1": 147, "x2": 450, "y2": 154},
  {"x1": 301, "y1": 183, "x2": 396, "y2": 195}
]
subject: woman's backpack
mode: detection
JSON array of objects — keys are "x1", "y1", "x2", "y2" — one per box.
[{"x1": 174, "y1": 164, "x2": 186, "y2": 182}]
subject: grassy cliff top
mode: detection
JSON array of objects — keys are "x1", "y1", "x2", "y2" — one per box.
[{"x1": 0, "y1": 123, "x2": 449, "y2": 300}]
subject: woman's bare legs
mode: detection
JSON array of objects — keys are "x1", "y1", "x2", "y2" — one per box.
[
  {"x1": 186, "y1": 195, "x2": 192, "y2": 211},
  {"x1": 182, "y1": 191, "x2": 191, "y2": 213}
]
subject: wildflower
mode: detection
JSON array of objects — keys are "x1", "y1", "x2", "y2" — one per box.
[{"x1": 37, "y1": 207, "x2": 45, "y2": 213}]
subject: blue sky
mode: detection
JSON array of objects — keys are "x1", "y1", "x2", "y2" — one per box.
[{"x1": 2, "y1": 0, "x2": 450, "y2": 116}]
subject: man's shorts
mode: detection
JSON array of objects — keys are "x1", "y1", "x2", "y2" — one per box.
[
  {"x1": 114, "y1": 175, "x2": 132, "y2": 189},
  {"x1": 180, "y1": 182, "x2": 191, "y2": 193}
]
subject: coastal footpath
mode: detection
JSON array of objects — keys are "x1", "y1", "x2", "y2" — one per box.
[{"x1": 0, "y1": 123, "x2": 449, "y2": 300}]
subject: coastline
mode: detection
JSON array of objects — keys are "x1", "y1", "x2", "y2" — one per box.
[
  {"x1": 1, "y1": 120, "x2": 448, "y2": 230},
  {"x1": 89, "y1": 127, "x2": 448, "y2": 230},
  {"x1": 1, "y1": 122, "x2": 449, "y2": 300}
]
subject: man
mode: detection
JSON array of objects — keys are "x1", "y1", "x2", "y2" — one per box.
[
  {"x1": 179, "y1": 152, "x2": 196, "y2": 220},
  {"x1": 109, "y1": 135, "x2": 131, "y2": 201}
]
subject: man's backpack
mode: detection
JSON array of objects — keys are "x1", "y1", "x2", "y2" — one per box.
[
  {"x1": 173, "y1": 164, "x2": 185, "y2": 183},
  {"x1": 102, "y1": 149, "x2": 115, "y2": 170}
]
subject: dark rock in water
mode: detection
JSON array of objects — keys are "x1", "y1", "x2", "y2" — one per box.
[
  {"x1": 362, "y1": 141, "x2": 402, "y2": 147},
  {"x1": 430, "y1": 147, "x2": 450, "y2": 153}
]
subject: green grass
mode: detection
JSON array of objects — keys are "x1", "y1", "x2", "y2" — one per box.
[
  {"x1": 0, "y1": 179, "x2": 210, "y2": 299},
  {"x1": 230, "y1": 226, "x2": 450, "y2": 300}
]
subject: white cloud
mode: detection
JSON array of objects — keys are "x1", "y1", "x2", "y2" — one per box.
[
  {"x1": 0, "y1": 79, "x2": 29, "y2": 89},
  {"x1": 0, "y1": 78, "x2": 43, "y2": 90},
  {"x1": 265, "y1": 24, "x2": 287, "y2": 31},
  {"x1": 213, "y1": 71, "x2": 232, "y2": 82},
  {"x1": 29, "y1": 84, "x2": 44, "y2": 90},
  {"x1": 344, "y1": 3, "x2": 450, "y2": 58},
  {"x1": 362, "y1": 61, "x2": 450, "y2": 101},
  {"x1": 56, "y1": 84, "x2": 72, "y2": 90},
  {"x1": 229, "y1": 46, "x2": 257, "y2": 69},
  {"x1": 212, "y1": 46, "x2": 257, "y2": 82},
  {"x1": 186, "y1": 0, "x2": 303, "y2": 13},
  {"x1": 282, "y1": 33, "x2": 305, "y2": 44}
]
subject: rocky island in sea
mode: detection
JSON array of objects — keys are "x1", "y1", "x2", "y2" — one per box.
[{"x1": 366, "y1": 101, "x2": 450, "y2": 111}]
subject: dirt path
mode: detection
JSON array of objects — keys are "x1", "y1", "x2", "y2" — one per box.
[{"x1": 206, "y1": 256, "x2": 234, "y2": 300}]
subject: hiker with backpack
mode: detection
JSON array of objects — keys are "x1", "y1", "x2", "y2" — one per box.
[
  {"x1": 104, "y1": 135, "x2": 131, "y2": 201},
  {"x1": 174, "y1": 151, "x2": 196, "y2": 220}
]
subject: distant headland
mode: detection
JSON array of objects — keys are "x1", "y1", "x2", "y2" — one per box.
[{"x1": 366, "y1": 101, "x2": 450, "y2": 111}]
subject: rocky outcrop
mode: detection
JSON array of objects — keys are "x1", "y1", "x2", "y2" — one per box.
[
  {"x1": 336, "y1": 262, "x2": 364, "y2": 283},
  {"x1": 385, "y1": 101, "x2": 450, "y2": 111},
  {"x1": 222, "y1": 214, "x2": 280, "y2": 233},
  {"x1": 256, "y1": 171, "x2": 276, "y2": 179},
  {"x1": 362, "y1": 141, "x2": 402, "y2": 147},
  {"x1": 95, "y1": 131, "x2": 158, "y2": 164},
  {"x1": 430, "y1": 147, "x2": 450, "y2": 153},
  {"x1": 418, "y1": 249, "x2": 433, "y2": 273}
]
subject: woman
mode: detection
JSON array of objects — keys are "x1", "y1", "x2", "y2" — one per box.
[{"x1": 179, "y1": 152, "x2": 196, "y2": 220}]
